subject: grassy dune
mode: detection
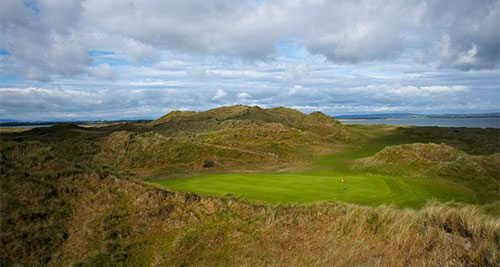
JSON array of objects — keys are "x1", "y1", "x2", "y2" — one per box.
[{"x1": 153, "y1": 125, "x2": 484, "y2": 207}]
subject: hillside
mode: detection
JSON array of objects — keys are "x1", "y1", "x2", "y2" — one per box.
[
  {"x1": 150, "y1": 105, "x2": 349, "y2": 139},
  {"x1": 355, "y1": 143, "x2": 500, "y2": 201},
  {"x1": 95, "y1": 106, "x2": 350, "y2": 176},
  {"x1": 355, "y1": 143, "x2": 499, "y2": 178}
]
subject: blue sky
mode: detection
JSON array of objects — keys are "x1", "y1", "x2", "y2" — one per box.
[{"x1": 0, "y1": 0, "x2": 499, "y2": 121}]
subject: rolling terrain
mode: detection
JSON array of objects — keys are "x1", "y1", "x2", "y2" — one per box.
[
  {"x1": 153, "y1": 124, "x2": 499, "y2": 208},
  {"x1": 1, "y1": 106, "x2": 499, "y2": 266}
]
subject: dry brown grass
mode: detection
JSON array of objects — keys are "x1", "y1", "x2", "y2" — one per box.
[
  {"x1": 3, "y1": 173, "x2": 495, "y2": 266},
  {"x1": 0, "y1": 127, "x2": 31, "y2": 133}
]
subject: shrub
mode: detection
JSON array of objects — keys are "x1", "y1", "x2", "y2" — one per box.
[{"x1": 203, "y1": 159, "x2": 215, "y2": 168}]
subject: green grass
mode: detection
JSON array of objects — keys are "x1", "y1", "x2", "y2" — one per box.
[
  {"x1": 153, "y1": 173, "x2": 476, "y2": 207},
  {"x1": 152, "y1": 125, "x2": 480, "y2": 208}
]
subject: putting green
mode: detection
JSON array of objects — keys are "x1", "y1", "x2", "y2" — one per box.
[{"x1": 153, "y1": 173, "x2": 476, "y2": 207}]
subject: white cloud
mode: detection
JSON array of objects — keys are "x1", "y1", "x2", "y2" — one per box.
[
  {"x1": 24, "y1": 68, "x2": 52, "y2": 82},
  {"x1": 1, "y1": 0, "x2": 91, "y2": 80},
  {"x1": 350, "y1": 85, "x2": 469, "y2": 98},
  {"x1": 2, "y1": 0, "x2": 498, "y2": 81},
  {"x1": 128, "y1": 79, "x2": 181, "y2": 87},
  {"x1": 0, "y1": 87, "x2": 101, "y2": 110},
  {"x1": 455, "y1": 44, "x2": 479, "y2": 67},
  {"x1": 439, "y1": 36, "x2": 483, "y2": 70},
  {"x1": 186, "y1": 67, "x2": 217, "y2": 80},
  {"x1": 0, "y1": 0, "x2": 498, "y2": 120},
  {"x1": 212, "y1": 89, "x2": 227, "y2": 100},
  {"x1": 237, "y1": 92, "x2": 251, "y2": 99},
  {"x1": 288, "y1": 85, "x2": 306, "y2": 96},
  {"x1": 283, "y1": 64, "x2": 311, "y2": 80},
  {"x1": 90, "y1": 63, "x2": 116, "y2": 80},
  {"x1": 124, "y1": 38, "x2": 158, "y2": 63},
  {"x1": 417, "y1": 85, "x2": 469, "y2": 95}
]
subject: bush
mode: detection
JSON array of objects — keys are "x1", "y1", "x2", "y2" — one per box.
[{"x1": 203, "y1": 159, "x2": 215, "y2": 168}]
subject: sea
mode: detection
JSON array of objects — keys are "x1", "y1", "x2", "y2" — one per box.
[{"x1": 339, "y1": 117, "x2": 500, "y2": 128}]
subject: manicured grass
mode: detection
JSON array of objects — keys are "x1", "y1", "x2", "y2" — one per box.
[
  {"x1": 153, "y1": 173, "x2": 476, "y2": 207},
  {"x1": 152, "y1": 125, "x2": 480, "y2": 208}
]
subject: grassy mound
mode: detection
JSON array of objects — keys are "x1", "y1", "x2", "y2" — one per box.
[
  {"x1": 355, "y1": 143, "x2": 500, "y2": 202},
  {"x1": 368, "y1": 143, "x2": 466, "y2": 162},
  {"x1": 96, "y1": 106, "x2": 350, "y2": 176},
  {"x1": 96, "y1": 122, "x2": 330, "y2": 175},
  {"x1": 150, "y1": 105, "x2": 350, "y2": 141},
  {"x1": 356, "y1": 143, "x2": 466, "y2": 175},
  {"x1": 356, "y1": 143, "x2": 499, "y2": 176}
]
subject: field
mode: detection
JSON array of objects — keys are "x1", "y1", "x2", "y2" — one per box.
[
  {"x1": 0, "y1": 127, "x2": 31, "y2": 133},
  {"x1": 153, "y1": 125, "x2": 478, "y2": 207}
]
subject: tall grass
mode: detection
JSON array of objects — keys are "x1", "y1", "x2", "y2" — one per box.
[{"x1": 2, "y1": 173, "x2": 498, "y2": 266}]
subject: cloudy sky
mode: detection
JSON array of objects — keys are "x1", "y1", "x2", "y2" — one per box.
[{"x1": 1, "y1": 0, "x2": 499, "y2": 121}]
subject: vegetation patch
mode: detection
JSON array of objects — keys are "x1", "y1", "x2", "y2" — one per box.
[{"x1": 355, "y1": 143, "x2": 499, "y2": 202}]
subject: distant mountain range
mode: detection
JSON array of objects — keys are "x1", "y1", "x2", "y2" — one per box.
[
  {"x1": 335, "y1": 112, "x2": 500, "y2": 119},
  {"x1": 0, "y1": 119, "x2": 20, "y2": 123}
]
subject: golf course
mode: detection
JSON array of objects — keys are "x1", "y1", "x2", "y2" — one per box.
[{"x1": 152, "y1": 125, "x2": 486, "y2": 208}]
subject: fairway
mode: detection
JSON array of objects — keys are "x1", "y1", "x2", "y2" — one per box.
[
  {"x1": 153, "y1": 173, "x2": 476, "y2": 207},
  {"x1": 152, "y1": 125, "x2": 483, "y2": 207}
]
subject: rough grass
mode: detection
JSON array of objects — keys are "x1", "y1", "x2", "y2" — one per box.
[
  {"x1": 0, "y1": 127, "x2": 31, "y2": 133},
  {"x1": 355, "y1": 143, "x2": 500, "y2": 203},
  {"x1": 4, "y1": 174, "x2": 499, "y2": 266},
  {"x1": 95, "y1": 118, "x2": 340, "y2": 176},
  {"x1": 150, "y1": 105, "x2": 349, "y2": 140}
]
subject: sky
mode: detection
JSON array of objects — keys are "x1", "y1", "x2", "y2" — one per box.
[{"x1": 0, "y1": 0, "x2": 499, "y2": 121}]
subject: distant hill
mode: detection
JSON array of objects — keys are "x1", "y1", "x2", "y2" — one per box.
[
  {"x1": 0, "y1": 119, "x2": 20, "y2": 123},
  {"x1": 336, "y1": 113, "x2": 418, "y2": 119},
  {"x1": 151, "y1": 105, "x2": 348, "y2": 138}
]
